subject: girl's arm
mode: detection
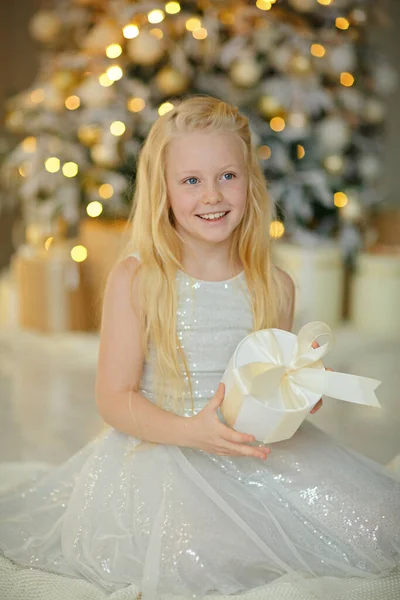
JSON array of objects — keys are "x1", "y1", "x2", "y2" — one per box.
[
  {"x1": 96, "y1": 257, "x2": 195, "y2": 446},
  {"x1": 276, "y1": 267, "x2": 295, "y2": 332}
]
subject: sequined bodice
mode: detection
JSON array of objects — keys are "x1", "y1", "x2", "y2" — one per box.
[{"x1": 138, "y1": 267, "x2": 254, "y2": 415}]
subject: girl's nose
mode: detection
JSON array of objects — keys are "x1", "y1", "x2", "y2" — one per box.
[{"x1": 205, "y1": 183, "x2": 222, "y2": 204}]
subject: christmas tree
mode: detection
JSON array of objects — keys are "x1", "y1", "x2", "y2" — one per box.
[{"x1": 1, "y1": 0, "x2": 396, "y2": 257}]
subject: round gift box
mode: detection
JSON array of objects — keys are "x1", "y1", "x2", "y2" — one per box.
[{"x1": 221, "y1": 328, "x2": 325, "y2": 443}]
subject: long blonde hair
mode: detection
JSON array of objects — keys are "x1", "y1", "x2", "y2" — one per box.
[{"x1": 122, "y1": 95, "x2": 286, "y2": 412}]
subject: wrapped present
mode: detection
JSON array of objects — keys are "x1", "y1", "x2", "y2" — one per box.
[
  {"x1": 221, "y1": 322, "x2": 381, "y2": 444},
  {"x1": 14, "y1": 242, "x2": 92, "y2": 333}
]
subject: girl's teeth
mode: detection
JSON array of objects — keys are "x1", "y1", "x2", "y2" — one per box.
[{"x1": 199, "y1": 212, "x2": 227, "y2": 220}]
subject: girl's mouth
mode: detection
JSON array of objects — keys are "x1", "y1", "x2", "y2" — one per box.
[{"x1": 196, "y1": 211, "x2": 230, "y2": 223}]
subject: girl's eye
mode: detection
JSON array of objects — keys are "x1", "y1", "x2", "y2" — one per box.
[
  {"x1": 185, "y1": 177, "x2": 198, "y2": 185},
  {"x1": 222, "y1": 172, "x2": 235, "y2": 180}
]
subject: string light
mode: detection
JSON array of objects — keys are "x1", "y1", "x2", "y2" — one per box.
[
  {"x1": 256, "y1": 0, "x2": 272, "y2": 10},
  {"x1": 270, "y1": 117, "x2": 286, "y2": 132},
  {"x1": 106, "y1": 65, "x2": 123, "y2": 81},
  {"x1": 340, "y1": 72, "x2": 355, "y2": 87},
  {"x1": 110, "y1": 121, "x2": 126, "y2": 136},
  {"x1": 257, "y1": 145, "x2": 272, "y2": 160},
  {"x1": 30, "y1": 89, "x2": 45, "y2": 104},
  {"x1": 45, "y1": 157, "x2": 60, "y2": 173},
  {"x1": 71, "y1": 245, "x2": 88, "y2": 262},
  {"x1": 311, "y1": 44, "x2": 326, "y2": 58},
  {"x1": 158, "y1": 102, "x2": 174, "y2": 115},
  {"x1": 148, "y1": 9, "x2": 165, "y2": 24},
  {"x1": 193, "y1": 27, "x2": 208, "y2": 40},
  {"x1": 123, "y1": 24, "x2": 139, "y2": 39},
  {"x1": 165, "y1": 2, "x2": 181, "y2": 14},
  {"x1": 99, "y1": 73, "x2": 114, "y2": 87},
  {"x1": 336, "y1": 17, "x2": 350, "y2": 30},
  {"x1": 106, "y1": 44, "x2": 122, "y2": 59},
  {"x1": 44, "y1": 237, "x2": 54, "y2": 251},
  {"x1": 270, "y1": 221, "x2": 285, "y2": 238},
  {"x1": 22, "y1": 137, "x2": 37, "y2": 153},
  {"x1": 297, "y1": 145, "x2": 306, "y2": 159},
  {"x1": 86, "y1": 201, "x2": 103, "y2": 218},
  {"x1": 186, "y1": 18, "x2": 201, "y2": 31},
  {"x1": 128, "y1": 97, "x2": 145, "y2": 112},
  {"x1": 334, "y1": 192, "x2": 348, "y2": 208},
  {"x1": 62, "y1": 161, "x2": 79, "y2": 177},
  {"x1": 317, "y1": 0, "x2": 332, "y2": 5},
  {"x1": 150, "y1": 28, "x2": 164, "y2": 39},
  {"x1": 65, "y1": 95, "x2": 80, "y2": 110},
  {"x1": 99, "y1": 183, "x2": 114, "y2": 199}
]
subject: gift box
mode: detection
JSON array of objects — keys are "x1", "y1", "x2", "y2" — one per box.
[
  {"x1": 221, "y1": 322, "x2": 381, "y2": 444},
  {"x1": 14, "y1": 242, "x2": 92, "y2": 333}
]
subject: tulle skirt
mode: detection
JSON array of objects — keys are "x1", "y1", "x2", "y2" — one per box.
[{"x1": 0, "y1": 421, "x2": 399, "y2": 600}]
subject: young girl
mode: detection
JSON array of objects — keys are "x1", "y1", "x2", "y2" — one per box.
[{"x1": 0, "y1": 96, "x2": 399, "y2": 600}]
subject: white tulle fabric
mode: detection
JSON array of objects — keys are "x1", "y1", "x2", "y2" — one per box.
[{"x1": 0, "y1": 261, "x2": 399, "y2": 600}]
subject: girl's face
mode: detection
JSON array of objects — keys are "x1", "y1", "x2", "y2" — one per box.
[{"x1": 165, "y1": 131, "x2": 248, "y2": 248}]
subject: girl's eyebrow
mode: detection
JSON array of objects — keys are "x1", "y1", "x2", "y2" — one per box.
[{"x1": 177, "y1": 164, "x2": 239, "y2": 177}]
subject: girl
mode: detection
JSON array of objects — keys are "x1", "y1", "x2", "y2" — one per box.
[{"x1": 0, "y1": 96, "x2": 399, "y2": 600}]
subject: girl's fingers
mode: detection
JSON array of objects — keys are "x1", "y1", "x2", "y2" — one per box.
[
  {"x1": 222, "y1": 426, "x2": 255, "y2": 444},
  {"x1": 223, "y1": 441, "x2": 271, "y2": 459},
  {"x1": 310, "y1": 399, "x2": 323, "y2": 414}
]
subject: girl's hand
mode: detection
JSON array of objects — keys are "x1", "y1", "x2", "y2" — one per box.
[
  {"x1": 189, "y1": 383, "x2": 270, "y2": 460},
  {"x1": 309, "y1": 340, "x2": 333, "y2": 414}
]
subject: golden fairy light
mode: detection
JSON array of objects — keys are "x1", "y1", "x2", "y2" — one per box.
[
  {"x1": 317, "y1": 0, "x2": 332, "y2": 5},
  {"x1": 65, "y1": 95, "x2": 80, "y2": 110},
  {"x1": 22, "y1": 136, "x2": 37, "y2": 153},
  {"x1": 18, "y1": 165, "x2": 27, "y2": 177},
  {"x1": 165, "y1": 2, "x2": 181, "y2": 14},
  {"x1": 340, "y1": 72, "x2": 355, "y2": 87},
  {"x1": 110, "y1": 121, "x2": 126, "y2": 136},
  {"x1": 311, "y1": 44, "x2": 326, "y2": 58},
  {"x1": 336, "y1": 17, "x2": 350, "y2": 30},
  {"x1": 44, "y1": 237, "x2": 54, "y2": 251},
  {"x1": 99, "y1": 183, "x2": 114, "y2": 199},
  {"x1": 270, "y1": 117, "x2": 286, "y2": 132},
  {"x1": 62, "y1": 161, "x2": 79, "y2": 178},
  {"x1": 71, "y1": 245, "x2": 88, "y2": 262},
  {"x1": 106, "y1": 44, "x2": 122, "y2": 59},
  {"x1": 123, "y1": 24, "x2": 139, "y2": 39},
  {"x1": 45, "y1": 157, "x2": 60, "y2": 173},
  {"x1": 270, "y1": 221, "x2": 285, "y2": 239},
  {"x1": 99, "y1": 73, "x2": 114, "y2": 87},
  {"x1": 297, "y1": 144, "x2": 306, "y2": 159},
  {"x1": 128, "y1": 97, "x2": 145, "y2": 112},
  {"x1": 334, "y1": 192, "x2": 348, "y2": 208},
  {"x1": 148, "y1": 9, "x2": 165, "y2": 24},
  {"x1": 193, "y1": 27, "x2": 208, "y2": 40},
  {"x1": 186, "y1": 18, "x2": 201, "y2": 31},
  {"x1": 106, "y1": 65, "x2": 123, "y2": 81},
  {"x1": 256, "y1": 0, "x2": 272, "y2": 10},
  {"x1": 257, "y1": 145, "x2": 272, "y2": 160},
  {"x1": 150, "y1": 28, "x2": 164, "y2": 39},
  {"x1": 30, "y1": 88, "x2": 45, "y2": 104},
  {"x1": 158, "y1": 102, "x2": 174, "y2": 115},
  {"x1": 86, "y1": 201, "x2": 103, "y2": 218}
]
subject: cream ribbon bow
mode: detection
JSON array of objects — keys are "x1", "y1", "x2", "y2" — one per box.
[{"x1": 222, "y1": 322, "x2": 381, "y2": 443}]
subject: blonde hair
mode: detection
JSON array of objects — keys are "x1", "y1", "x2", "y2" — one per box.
[{"x1": 122, "y1": 95, "x2": 286, "y2": 413}]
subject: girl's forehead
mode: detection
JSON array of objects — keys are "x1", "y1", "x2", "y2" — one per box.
[{"x1": 166, "y1": 131, "x2": 245, "y2": 168}]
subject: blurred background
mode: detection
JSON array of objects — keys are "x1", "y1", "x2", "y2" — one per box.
[{"x1": 0, "y1": 0, "x2": 399, "y2": 469}]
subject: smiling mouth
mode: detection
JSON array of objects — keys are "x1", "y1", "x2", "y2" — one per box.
[{"x1": 196, "y1": 211, "x2": 230, "y2": 221}]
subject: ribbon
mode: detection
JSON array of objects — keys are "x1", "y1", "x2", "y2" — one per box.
[{"x1": 222, "y1": 322, "x2": 381, "y2": 443}]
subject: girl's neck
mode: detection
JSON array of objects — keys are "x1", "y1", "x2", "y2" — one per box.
[{"x1": 181, "y1": 250, "x2": 242, "y2": 283}]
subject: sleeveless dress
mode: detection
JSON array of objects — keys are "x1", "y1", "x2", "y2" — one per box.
[{"x1": 0, "y1": 262, "x2": 399, "y2": 600}]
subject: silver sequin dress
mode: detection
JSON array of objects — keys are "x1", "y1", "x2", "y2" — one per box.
[{"x1": 0, "y1": 265, "x2": 399, "y2": 600}]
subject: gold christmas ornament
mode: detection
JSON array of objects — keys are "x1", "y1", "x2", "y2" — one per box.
[
  {"x1": 155, "y1": 66, "x2": 190, "y2": 96},
  {"x1": 230, "y1": 56, "x2": 262, "y2": 88},
  {"x1": 51, "y1": 70, "x2": 77, "y2": 92},
  {"x1": 77, "y1": 125, "x2": 102, "y2": 146},
  {"x1": 127, "y1": 31, "x2": 166, "y2": 65},
  {"x1": 83, "y1": 20, "x2": 123, "y2": 54},
  {"x1": 258, "y1": 95, "x2": 284, "y2": 119},
  {"x1": 29, "y1": 11, "x2": 62, "y2": 44}
]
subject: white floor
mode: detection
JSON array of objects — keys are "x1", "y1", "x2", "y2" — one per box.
[{"x1": 0, "y1": 326, "x2": 399, "y2": 467}]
